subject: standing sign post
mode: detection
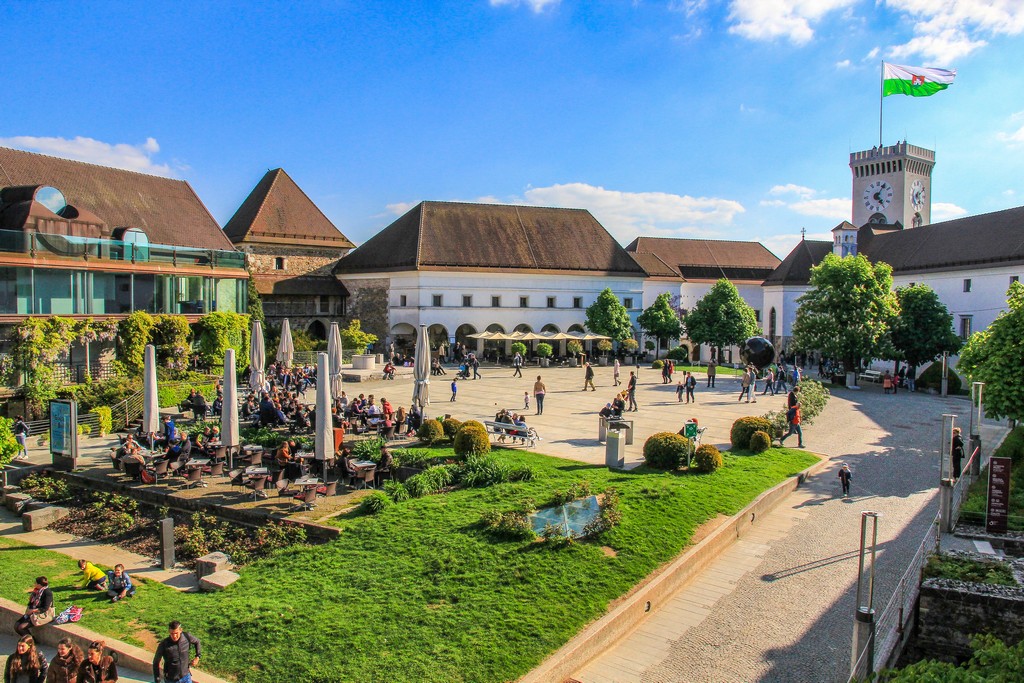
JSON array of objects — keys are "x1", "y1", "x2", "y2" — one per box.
[
  {"x1": 49, "y1": 399, "x2": 79, "y2": 470},
  {"x1": 986, "y1": 457, "x2": 1011, "y2": 534}
]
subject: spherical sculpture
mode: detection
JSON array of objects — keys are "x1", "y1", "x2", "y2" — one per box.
[{"x1": 740, "y1": 336, "x2": 775, "y2": 370}]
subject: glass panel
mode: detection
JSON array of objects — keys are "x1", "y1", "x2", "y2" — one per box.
[
  {"x1": 35, "y1": 186, "x2": 68, "y2": 215},
  {"x1": 89, "y1": 271, "x2": 133, "y2": 314},
  {"x1": 34, "y1": 269, "x2": 73, "y2": 315},
  {"x1": 528, "y1": 496, "x2": 601, "y2": 539},
  {"x1": 0, "y1": 267, "x2": 18, "y2": 314},
  {"x1": 176, "y1": 275, "x2": 207, "y2": 314},
  {"x1": 213, "y1": 278, "x2": 238, "y2": 313}
]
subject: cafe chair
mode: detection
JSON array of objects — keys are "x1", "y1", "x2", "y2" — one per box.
[
  {"x1": 244, "y1": 475, "x2": 269, "y2": 500},
  {"x1": 228, "y1": 468, "x2": 245, "y2": 493},
  {"x1": 321, "y1": 480, "x2": 338, "y2": 497},
  {"x1": 152, "y1": 459, "x2": 170, "y2": 484},
  {"x1": 360, "y1": 466, "x2": 376, "y2": 490},
  {"x1": 123, "y1": 460, "x2": 143, "y2": 482},
  {"x1": 276, "y1": 478, "x2": 292, "y2": 497},
  {"x1": 291, "y1": 486, "x2": 317, "y2": 512},
  {"x1": 382, "y1": 424, "x2": 396, "y2": 441},
  {"x1": 208, "y1": 461, "x2": 225, "y2": 477},
  {"x1": 183, "y1": 467, "x2": 207, "y2": 489}
]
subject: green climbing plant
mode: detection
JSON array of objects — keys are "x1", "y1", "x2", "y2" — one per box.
[
  {"x1": 194, "y1": 312, "x2": 251, "y2": 369},
  {"x1": 11, "y1": 317, "x2": 78, "y2": 418},
  {"x1": 153, "y1": 315, "x2": 192, "y2": 376},
  {"x1": 117, "y1": 311, "x2": 156, "y2": 375}
]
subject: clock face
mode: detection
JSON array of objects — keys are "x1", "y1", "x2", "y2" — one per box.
[
  {"x1": 863, "y1": 180, "x2": 894, "y2": 213},
  {"x1": 911, "y1": 179, "x2": 926, "y2": 210}
]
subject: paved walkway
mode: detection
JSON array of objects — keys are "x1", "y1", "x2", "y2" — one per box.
[{"x1": 574, "y1": 386, "x2": 1006, "y2": 683}]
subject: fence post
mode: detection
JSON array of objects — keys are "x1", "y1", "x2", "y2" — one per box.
[
  {"x1": 939, "y1": 479, "x2": 954, "y2": 533},
  {"x1": 852, "y1": 511, "x2": 880, "y2": 677},
  {"x1": 969, "y1": 382, "x2": 984, "y2": 476}
]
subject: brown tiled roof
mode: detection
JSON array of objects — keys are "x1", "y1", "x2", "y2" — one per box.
[
  {"x1": 628, "y1": 251, "x2": 681, "y2": 279},
  {"x1": 254, "y1": 274, "x2": 349, "y2": 297},
  {"x1": 762, "y1": 239, "x2": 833, "y2": 286},
  {"x1": 626, "y1": 236, "x2": 780, "y2": 281},
  {"x1": 334, "y1": 201, "x2": 646, "y2": 275},
  {"x1": 223, "y1": 168, "x2": 354, "y2": 248},
  {"x1": 0, "y1": 146, "x2": 234, "y2": 250}
]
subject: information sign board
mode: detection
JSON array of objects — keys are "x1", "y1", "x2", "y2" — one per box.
[{"x1": 986, "y1": 457, "x2": 1011, "y2": 534}]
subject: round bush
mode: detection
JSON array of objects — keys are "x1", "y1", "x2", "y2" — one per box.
[
  {"x1": 359, "y1": 491, "x2": 393, "y2": 515},
  {"x1": 651, "y1": 359, "x2": 664, "y2": 369},
  {"x1": 749, "y1": 430, "x2": 771, "y2": 454},
  {"x1": 917, "y1": 363, "x2": 963, "y2": 393},
  {"x1": 416, "y1": 419, "x2": 444, "y2": 445},
  {"x1": 643, "y1": 431, "x2": 690, "y2": 470},
  {"x1": 454, "y1": 421, "x2": 491, "y2": 457},
  {"x1": 731, "y1": 416, "x2": 774, "y2": 450},
  {"x1": 665, "y1": 346, "x2": 689, "y2": 361},
  {"x1": 693, "y1": 444, "x2": 723, "y2": 473},
  {"x1": 441, "y1": 417, "x2": 463, "y2": 440},
  {"x1": 510, "y1": 342, "x2": 528, "y2": 357}
]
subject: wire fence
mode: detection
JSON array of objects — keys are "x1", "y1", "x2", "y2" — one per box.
[{"x1": 950, "y1": 446, "x2": 982, "y2": 530}]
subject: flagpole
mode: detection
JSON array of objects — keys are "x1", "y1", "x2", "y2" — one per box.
[{"x1": 878, "y1": 61, "x2": 884, "y2": 147}]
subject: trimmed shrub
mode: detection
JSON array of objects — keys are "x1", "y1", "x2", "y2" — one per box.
[
  {"x1": 89, "y1": 406, "x2": 113, "y2": 435},
  {"x1": 917, "y1": 362, "x2": 963, "y2": 393},
  {"x1": 731, "y1": 416, "x2": 774, "y2": 450},
  {"x1": 651, "y1": 359, "x2": 664, "y2": 369},
  {"x1": 665, "y1": 346, "x2": 689, "y2": 361},
  {"x1": 441, "y1": 418, "x2": 463, "y2": 440},
  {"x1": 510, "y1": 342, "x2": 527, "y2": 357},
  {"x1": 535, "y1": 343, "x2": 553, "y2": 358},
  {"x1": 382, "y1": 480, "x2": 409, "y2": 503},
  {"x1": 416, "y1": 419, "x2": 444, "y2": 445},
  {"x1": 454, "y1": 421, "x2": 490, "y2": 457},
  {"x1": 749, "y1": 430, "x2": 771, "y2": 454},
  {"x1": 359, "y1": 491, "x2": 393, "y2": 515},
  {"x1": 643, "y1": 432, "x2": 690, "y2": 470},
  {"x1": 693, "y1": 444, "x2": 723, "y2": 473},
  {"x1": 762, "y1": 379, "x2": 830, "y2": 437}
]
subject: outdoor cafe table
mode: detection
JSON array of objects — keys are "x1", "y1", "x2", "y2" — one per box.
[
  {"x1": 353, "y1": 460, "x2": 376, "y2": 469},
  {"x1": 244, "y1": 466, "x2": 269, "y2": 476},
  {"x1": 184, "y1": 458, "x2": 211, "y2": 468},
  {"x1": 293, "y1": 476, "x2": 321, "y2": 487}
]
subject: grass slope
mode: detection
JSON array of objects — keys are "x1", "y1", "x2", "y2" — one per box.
[{"x1": 0, "y1": 446, "x2": 817, "y2": 682}]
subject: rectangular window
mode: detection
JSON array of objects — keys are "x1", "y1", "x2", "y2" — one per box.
[
  {"x1": 573, "y1": 296, "x2": 582, "y2": 309},
  {"x1": 963, "y1": 278, "x2": 972, "y2": 293},
  {"x1": 433, "y1": 294, "x2": 443, "y2": 307},
  {"x1": 547, "y1": 296, "x2": 556, "y2": 308},
  {"x1": 274, "y1": 257, "x2": 286, "y2": 270},
  {"x1": 462, "y1": 295, "x2": 472, "y2": 308},
  {"x1": 959, "y1": 315, "x2": 973, "y2": 340},
  {"x1": 520, "y1": 296, "x2": 529, "y2": 308},
  {"x1": 1012, "y1": 276, "x2": 1020, "y2": 284},
  {"x1": 400, "y1": 295, "x2": 407, "y2": 307},
  {"x1": 754, "y1": 309, "x2": 762, "y2": 322},
  {"x1": 319, "y1": 297, "x2": 330, "y2": 314},
  {"x1": 491, "y1": 295, "x2": 500, "y2": 307},
  {"x1": 623, "y1": 297, "x2": 634, "y2": 309}
]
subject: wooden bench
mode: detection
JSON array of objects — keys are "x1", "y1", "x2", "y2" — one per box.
[
  {"x1": 858, "y1": 370, "x2": 883, "y2": 383},
  {"x1": 483, "y1": 421, "x2": 540, "y2": 448}
]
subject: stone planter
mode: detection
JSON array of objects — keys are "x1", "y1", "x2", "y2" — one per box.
[
  {"x1": 598, "y1": 357, "x2": 608, "y2": 366},
  {"x1": 539, "y1": 358, "x2": 550, "y2": 367},
  {"x1": 569, "y1": 358, "x2": 578, "y2": 368},
  {"x1": 352, "y1": 354, "x2": 376, "y2": 370},
  {"x1": 624, "y1": 356, "x2": 633, "y2": 365}
]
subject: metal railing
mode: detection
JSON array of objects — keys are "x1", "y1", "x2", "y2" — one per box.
[
  {"x1": 849, "y1": 515, "x2": 940, "y2": 681},
  {"x1": 950, "y1": 447, "x2": 982, "y2": 529}
]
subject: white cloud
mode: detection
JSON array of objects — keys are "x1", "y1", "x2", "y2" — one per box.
[
  {"x1": 996, "y1": 112, "x2": 1024, "y2": 144},
  {"x1": 866, "y1": 47, "x2": 880, "y2": 60},
  {"x1": 761, "y1": 230, "x2": 833, "y2": 258},
  {"x1": 769, "y1": 183, "x2": 817, "y2": 199},
  {"x1": 489, "y1": 0, "x2": 560, "y2": 12},
  {"x1": 0, "y1": 135, "x2": 174, "y2": 176},
  {"x1": 836, "y1": 58, "x2": 852, "y2": 68},
  {"x1": 385, "y1": 201, "x2": 419, "y2": 216},
  {"x1": 931, "y1": 202, "x2": 968, "y2": 222},
  {"x1": 788, "y1": 197, "x2": 851, "y2": 220},
  {"x1": 727, "y1": 0, "x2": 858, "y2": 45},
  {"x1": 884, "y1": 0, "x2": 1024, "y2": 61}
]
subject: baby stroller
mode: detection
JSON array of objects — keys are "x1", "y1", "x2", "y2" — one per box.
[{"x1": 457, "y1": 364, "x2": 471, "y2": 380}]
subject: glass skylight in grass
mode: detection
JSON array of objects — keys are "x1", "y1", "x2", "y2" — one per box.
[{"x1": 529, "y1": 495, "x2": 601, "y2": 538}]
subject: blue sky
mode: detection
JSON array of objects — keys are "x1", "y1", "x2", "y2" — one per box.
[{"x1": 2, "y1": 0, "x2": 1023, "y2": 258}]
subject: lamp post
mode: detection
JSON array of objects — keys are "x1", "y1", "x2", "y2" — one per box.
[
  {"x1": 851, "y1": 511, "x2": 881, "y2": 678},
  {"x1": 968, "y1": 382, "x2": 984, "y2": 476}
]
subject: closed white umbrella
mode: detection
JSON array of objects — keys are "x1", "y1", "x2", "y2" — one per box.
[
  {"x1": 276, "y1": 318, "x2": 294, "y2": 368},
  {"x1": 249, "y1": 320, "x2": 266, "y2": 394},
  {"x1": 327, "y1": 322, "x2": 344, "y2": 399},
  {"x1": 222, "y1": 348, "x2": 240, "y2": 468},
  {"x1": 142, "y1": 344, "x2": 159, "y2": 447},
  {"x1": 412, "y1": 324, "x2": 431, "y2": 410},
  {"x1": 315, "y1": 352, "x2": 333, "y2": 469}
]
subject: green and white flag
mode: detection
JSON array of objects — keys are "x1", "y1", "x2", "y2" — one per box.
[{"x1": 882, "y1": 62, "x2": 956, "y2": 97}]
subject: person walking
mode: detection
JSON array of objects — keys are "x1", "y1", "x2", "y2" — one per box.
[
  {"x1": 48, "y1": 638, "x2": 84, "y2": 683},
  {"x1": 738, "y1": 366, "x2": 754, "y2": 403},
  {"x1": 471, "y1": 355, "x2": 481, "y2": 380},
  {"x1": 523, "y1": 391, "x2": 530, "y2": 411},
  {"x1": 78, "y1": 640, "x2": 118, "y2": 683},
  {"x1": 153, "y1": 621, "x2": 201, "y2": 683},
  {"x1": 951, "y1": 427, "x2": 965, "y2": 480},
  {"x1": 583, "y1": 363, "x2": 596, "y2": 391},
  {"x1": 627, "y1": 371, "x2": 638, "y2": 412},
  {"x1": 779, "y1": 402, "x2": 804, "y2": 448},
  {"x1": 838, "y1": 463, "x2": 852, "y2": 497},
  {"x1": 13, "y1": 414, "x2": 29, "y2": 460},
  {"x1": 533, "y1": 376, "x2": 546, "y2": 415},
  {"x1": 613, "y1": 358, "x2": 621, "y2": 386},
  {"x1": 512, "y1": 353, "x2": 523, "y2": 378},
  {"x1": 5, "y1": 635, "x2": 48, "y2": 683},
  {"x1": 449, "y1": 379, "x2": 457, "y2": 402},
  {"x1": 761, "y1": 367, "x2": 775, "y2": 396},
  {"x1": 685, "y1": 371, "x2": 697, "y2": 404},
  {"x1": 675, "y1": 380, "x2": 684, "y2": 402},
  {"x1": 706, "y1": 359, "x2": 716, "y2": 388},
  {"x1": 775, "y1": 365, "x2": 788, "y2": 393}
]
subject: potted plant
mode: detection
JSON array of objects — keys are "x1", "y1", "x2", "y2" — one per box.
[
  {"x1": 510, "y1": 341, "x2": 527, "y2": 364},
  {"x1": 536, "y1": 343, "x2": 553, "y2": 367},
  {"x1": 596, "y1": 339, "x2": 613, "y2": 366},
  {"x1": 622, "y1": 338, "x2": 639, "y2": 364},
  {"x1": 644, "y1": 340, "x2": 656, "y2": 361},
  {"x1": 566, "y1": 340, "x2": 583, "y2": 367}
]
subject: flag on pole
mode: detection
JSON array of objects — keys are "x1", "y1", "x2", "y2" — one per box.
[{"x1": 882, "y1": 62, "x2": 956, "y2": 97}]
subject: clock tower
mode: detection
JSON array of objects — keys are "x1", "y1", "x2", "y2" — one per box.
[{"x1": 850, "y1": 141, "x2": 934, "y2": 228}]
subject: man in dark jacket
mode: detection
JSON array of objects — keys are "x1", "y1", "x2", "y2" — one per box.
[{"x1": 153, "y1": 620, "x2": 201, "y2": 683}]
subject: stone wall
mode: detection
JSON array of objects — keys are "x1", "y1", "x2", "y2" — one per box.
[
  {"x1": 913, "y1": 557, "x2": 1024, "y2": 664},
  {"x1": 243, "y1": 243, "x2": 348, "y2": 278},
  {"x1": 342, "y1": 277, "x2": 390, "y2": 345}
]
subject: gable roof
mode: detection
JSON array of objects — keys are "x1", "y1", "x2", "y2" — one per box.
[
  {"x1": 223, "y1": 168, "x2": 354, "y2": 248},
  {"x1": 334, "y1": 201, "x2": 646, "y2": 276},
  {"x1": 625, "y1": 236, "x2": 780, "y2": 281},
  {"x1": 0, "y1": 146, "x2": 234, "y2": 250},
  {"x1": 627, "y1": 251, "x2": 681, "y2": 279},
  {"x1": 762, "y1": 239, "x2": 833, "y2": 286}
]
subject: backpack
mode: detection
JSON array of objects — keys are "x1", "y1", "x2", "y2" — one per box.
[
  {"x1": 140, "y1": 468, "x2": 156, "y2": 485},
  {"x1": 786, "y1": 407, "x2": 797, "y2": 422}
]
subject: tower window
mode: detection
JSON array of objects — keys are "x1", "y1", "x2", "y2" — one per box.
[
  {"x1": 573, "y1": 297, "x2": 583, "y2": 308},
  {"x1": 274, "y1": 257, "x2": 286, "y2": 270},
  {"x1": 491, "y1": 295, "x2": 501, "y2": 307},
  {"x1": 400, "y1": 295, "x2": 407, "y2": 307},
  {"x1": 462, "y1": 295, "x2": 472, "y2": 307},
  {"x1": 623, "y1": 297, "x2": 634, "y2": 309},
  {"x1": 432, "y1": 294, "x2": 443, "y2": 307},
  {"x1": 1012, "y1": 275, "x2": 1020, "y2": 284},
  {"x1": 547, "y1": 296, "x2": 556, "y2": 308},
  {"x1": 959, "y1": 315, "x2": 973, "y2": 339},
  {"x1": 520, "y1": 296, "x2": 529, "y2": 308},
  {"x1": 963, "y1": 279, "x2": 972, "y2": 293}
]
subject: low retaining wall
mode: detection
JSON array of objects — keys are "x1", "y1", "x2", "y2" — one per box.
[
  {"x1": 916, "y1": 574, "x2": 1024, "y2": 663},
  {"x1": 520, "y1": 455, "x2": 830, "y2": 683},
  {"x1": 0, "y1": 597, "x2": 232, "y2": 683}
]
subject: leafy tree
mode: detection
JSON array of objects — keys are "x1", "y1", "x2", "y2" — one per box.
[
  {"x1": 585, "y1": 288, "x2": 632, "y2": 342},
  {"x1": 890, "y1": 284, "x2": 961, "y2": 375},
  {"x1": 637, "y1": 292, "x2": 684, "y2": 355},
  {"x1": 957, "y1": 281, "x2": 1024, "y2": 422},
  {"x1": 682, "y1": 279, "x2": 759, "y2": 360},
  {"x1": 791, "y1": 254, "x2": 898, "y2": 374},
  {"x1": 340, "y1": 319, "x2": 378, "y2": 353},
  {"x1": 510, "y1": 342, "x2": 527, "y2": 357}
]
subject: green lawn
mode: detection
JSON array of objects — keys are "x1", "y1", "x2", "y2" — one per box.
[{"x1": 0, "y1": 446, "x2": 817, "y2": 683}]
